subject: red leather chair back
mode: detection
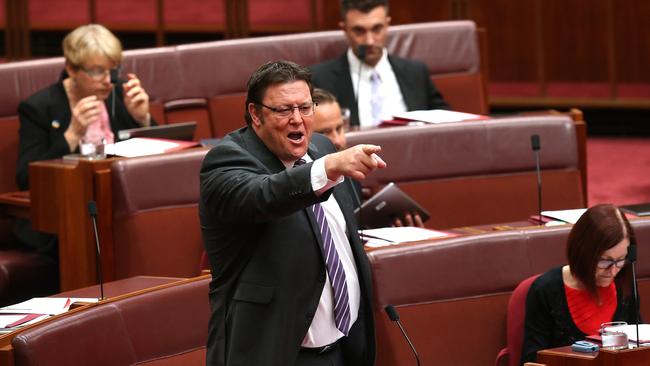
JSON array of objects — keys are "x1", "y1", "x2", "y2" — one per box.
[{"x1": 495, "y1": 274, "x2": 540, "y2": 366}]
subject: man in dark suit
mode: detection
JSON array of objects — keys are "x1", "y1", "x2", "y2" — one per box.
[
  {"x1": 199, "y1": 60, "x2": 385, "y2": 366},
  {"x1": 311, "y1": 0, "x2": 448, "y2": 128}
]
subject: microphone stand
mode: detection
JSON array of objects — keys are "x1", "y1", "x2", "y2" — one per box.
[
  {"x1": 629, "y1": 244, "x2": 640, "y2": 346},
  {"x1": 354, "y1": 45, "x2": 367, "y2": 127},
  {"x1": 531, "y1": 135, "x2": 542, "y2": 225},
  {"x1": 385, "y1": 305, "x2": 421, "y2": 366},
  {"x1": 88, "y1": 201, "x2": 105, "y2": 300}
]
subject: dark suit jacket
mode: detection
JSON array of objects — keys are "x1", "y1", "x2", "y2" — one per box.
[
  {"x1": 16, "y1": 78, "x2": 152, "y2": 190},
  {"x1": 199, "y1": 127, "x2": 375, "y2": 366},
  {"x1": 310, "y1": 52, "x2": 449, "y2": 126}
]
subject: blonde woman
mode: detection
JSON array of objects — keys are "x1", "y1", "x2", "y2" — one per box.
[{"x1": 17, "y1": 24, "x2": 154, "y2": 190}]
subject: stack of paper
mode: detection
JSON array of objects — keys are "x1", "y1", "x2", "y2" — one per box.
[
  {"x1": 393, "y1": 109, "x2": 488, "y2": 124},
  {"x1": 540, "y1": 208, "x2": 587, "y2": 224},
  {"x1": 360, "y1": 227, "x2": 457, "y2": 248},
  {"x1": 0, "y1": 297, "x2": 98, "y2": 332},
  {"x1": 105, "y1": 138, "x2": 199, "y2": 158}
]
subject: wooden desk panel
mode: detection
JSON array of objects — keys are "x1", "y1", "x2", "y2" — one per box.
[
  {"x1": 29, "y1": 158, "x2": 118, "y2": 291},
  {"x1": 538, "y1": 345, "x2": 650, "y2": 366}
]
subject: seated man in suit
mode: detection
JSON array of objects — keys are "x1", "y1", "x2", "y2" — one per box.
[
  {"x1": 312, "y1": 87, "x2": 424, "y2": 227},
  {"x1": 200, "y1": 60, "x2": 385, "y2": 366},
  {"x1": 310, "y1": 0, "x2": 448, "y2": 128}
]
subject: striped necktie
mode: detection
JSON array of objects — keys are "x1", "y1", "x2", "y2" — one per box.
[{"x1": 294, "y1": 158, "x2": 351, "y2": 335}]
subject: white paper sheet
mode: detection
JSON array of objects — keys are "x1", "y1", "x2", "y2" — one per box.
[
  {"x1": 360, "y1": 226, "x2": 455, "y2": 246},
  {"x1": 541, "y1": 208, "x2": 587, "y2": 224},
  {"x1": 393, "y1": 109, "x2": 485, "y2": 124}
]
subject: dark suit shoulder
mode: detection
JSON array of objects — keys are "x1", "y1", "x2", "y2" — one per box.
[{"x1": 20, "y1": 82, "x2": 65, "y2": 111}]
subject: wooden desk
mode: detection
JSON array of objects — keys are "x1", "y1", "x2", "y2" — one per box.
[
  {"x1": 538, "y1": 345, "x2": 650, "y2": 366},
  {"x1": 28, "y1": 157, "x2": 119, "y2": 291}
]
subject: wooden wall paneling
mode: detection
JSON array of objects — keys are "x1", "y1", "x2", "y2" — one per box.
[
  {"x1": 541, "y1": 0, "x2": 611, "y2": 98},
  {"x1": 6, "y1": 0, "x2": 29, "y2": 60},
  {"x1": 612, "y1": 0, "x2": 650, "y2": 99},
  {"x1": 28, "y1": 0, "x2": 89, "y2": 31},
  {"x1": 244, "y1": 0, "x2": 320, "y2": 36},
  {"x1": 386, "y1": 0, "x2": 453, "y2": 24},
  {"x1": 466, "y1": 0, "x2": 542, "y2": 98},
  {"x1": 95, "y1": 0, "x2": 158, "y2": 32},
  {"x1": 162, "y1": 0, "x2": 226, "y2": 33}
]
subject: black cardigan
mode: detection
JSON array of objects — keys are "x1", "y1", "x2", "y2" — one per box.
[{"x1": 521, "y1": 266, "x2": 636, "y2": 364}]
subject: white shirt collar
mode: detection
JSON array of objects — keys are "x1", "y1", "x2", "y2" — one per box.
[{"x1": 346, "y1": 47, "x2": 390, "y2": 75}]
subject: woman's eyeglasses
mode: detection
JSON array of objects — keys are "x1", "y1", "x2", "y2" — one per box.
[{"x1": 596, "y1": 258, "x2": 627, "y2": 270}]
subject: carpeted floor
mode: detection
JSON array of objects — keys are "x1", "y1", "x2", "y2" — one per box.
[{"x1": 587, "y1": 137, "x2": 650, "y2": 206}]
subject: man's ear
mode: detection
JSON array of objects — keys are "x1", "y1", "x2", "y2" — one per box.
[{"x1": 248, "y1": 103, "x2": 262, "y2": 127}]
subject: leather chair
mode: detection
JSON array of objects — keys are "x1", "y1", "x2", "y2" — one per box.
[
  {"x1": 347, "y1": 115, "x2": 585, "y2": 229},
  {"x1": 368, "y1": 217, "x2": 650, "y2": 366},
  {"x1": 11, "y1": 276, "x2": 210, "y2": 366},
  {"x1": 110, "y1": 148, "x2": 209, "y2": 279},
  {"x1": 494, "y1": 274, "x2": 541, "y2": 366}
]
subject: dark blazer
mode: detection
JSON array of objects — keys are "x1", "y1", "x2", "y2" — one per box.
[
  {"x1": 16, "y1": 79, "x2": 151, "y2": 190},
  {"x1": 521, "y1": 266, "x2": 636, "y2": 364},
  {"x1": 199, "y1": 127, "x2": 376, "y2": 366},
  {"x1": 310, "y1": 52, "x2": 449, "y2": 126}
]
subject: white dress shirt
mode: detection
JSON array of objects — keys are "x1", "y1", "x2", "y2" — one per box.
[
  {"x1": 347, "y1": 47, "x2": 408, "y2": 127},
  {"x1": 285, "y1": 155, "x2": 361, "y2": 347}
]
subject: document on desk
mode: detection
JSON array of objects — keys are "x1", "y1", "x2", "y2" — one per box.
[
  {"x1": 360, "y1": 227, "x2": 457, "y2": 248},
  {"x1": 105, "y1": 137, "x2": 199, "y2": 157},
  {"x1": 0, "y1": 297, "x2": 98, "y2": 315},
  {"x1": 393, "y1": 109, "x2": 488, "y2": 124},
  {"x1": 541, "y1": 208, "x2": 587, "y2": 224}
]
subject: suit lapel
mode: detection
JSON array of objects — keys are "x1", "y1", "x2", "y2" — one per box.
[
  {"x1": 388, "y1": 55, "x2": 416, "y2": 110},
  {"x1": 332, "y1": 54, "x2": 359, "y2": 127}
]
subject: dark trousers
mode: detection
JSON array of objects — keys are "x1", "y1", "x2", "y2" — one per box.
[{"x1": 295, "y1": 346, "x2": 345, "y2": 366}]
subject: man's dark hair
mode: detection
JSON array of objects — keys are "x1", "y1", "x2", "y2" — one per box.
[
  {"x1": 244, "y1": 60, "x2": 313, "y2": 125},
  {"x1": 340, "y1": 0, "x2": 389, "y2": 20},
  {"x1": 312, "y1": 88, "x2": 338, "y2": 106}
]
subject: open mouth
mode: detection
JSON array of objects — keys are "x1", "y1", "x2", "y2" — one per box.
[{"x1": 288, "y1": 132, "x2": 304, "y2": 142}]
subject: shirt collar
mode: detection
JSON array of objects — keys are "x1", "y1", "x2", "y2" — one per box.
[
  {"x1": 283, "y1": 154, "x2": 313, "y2": 170},
  {"x1": 346, "y1": 47, "x2": 389, "y2": 76}
]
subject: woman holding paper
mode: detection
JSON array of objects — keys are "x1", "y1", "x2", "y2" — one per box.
[
  {"x1": 521, "y1": 204, "x2": 638, "y2": 363},
  {"x1": 16, "y1": 24, "x2": 155, "y2": 190}
]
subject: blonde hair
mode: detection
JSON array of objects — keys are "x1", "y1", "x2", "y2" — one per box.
[{"x1": 63, "y1": 24, "x2": 123, "y2": 67}]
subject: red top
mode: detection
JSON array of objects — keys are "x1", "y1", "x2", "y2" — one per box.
[{"x1": 564, "y1": 282, "x2": 617, "y2": 335}]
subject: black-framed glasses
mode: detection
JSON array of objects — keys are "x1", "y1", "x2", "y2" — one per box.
[
  {"x1": 259, "y1": 102, "x2": 315, "y2": 118},
  {"x1": 596, "y1": 258, "x2": 627, "y2": 270},
  {"x1": 79, "y1": 66, "x2": 120, "y2": 81}
]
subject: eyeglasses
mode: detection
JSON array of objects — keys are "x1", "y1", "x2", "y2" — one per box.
[
  {"x1": 259, "y1": 103, "x2": 315, "y2": 118},
  {"x1": 79, "y1": 66, "x2": 120, "y2": 81},
  {"x1": 596, "y1": 258, "x2": 627, "y2": 270}
]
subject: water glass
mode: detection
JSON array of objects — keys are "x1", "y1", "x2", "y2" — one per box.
[
  {"x1": 80, "y1": 137, "x2": 106, "y2": 160},
  {"x1": 600, "y1": 321, "x2": 629, "y2": 350}
]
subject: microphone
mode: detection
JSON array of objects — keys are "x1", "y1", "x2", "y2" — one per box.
[
  {"x1": 353, "y1": 44, "x2": 368, "y2": 127},
  {"x1": 87, "y1": 201, "x2": 105, "y2": 300},
  {"x1": 109, "y1": 68, "x2": 124, "y2": 118},
  {"x1": 628, "y1": 244, "x2": 640, "y2": 346},
  {"x1": 531, "y1": 135, "x2": 543, "y2": 225},
  {"x1": 384, "y1": 305, "x2": 421, "y2": 366}
]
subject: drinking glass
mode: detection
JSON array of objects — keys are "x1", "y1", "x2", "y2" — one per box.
[{"x1": 600, "y1": 321, "x2": 629, "y2": 350}]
